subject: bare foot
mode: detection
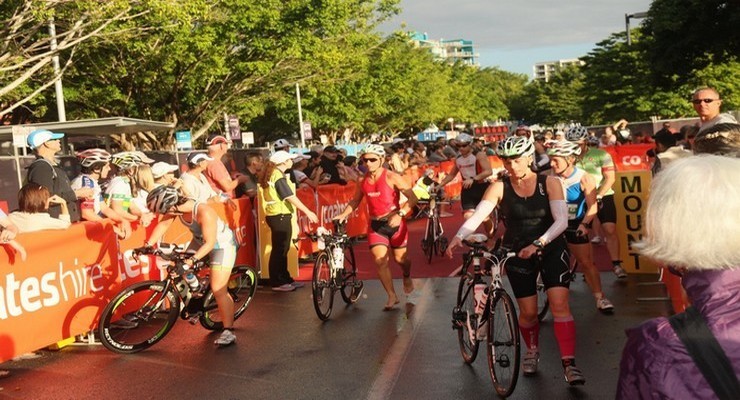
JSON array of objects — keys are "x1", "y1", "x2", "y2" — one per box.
[
  {"x1": 403, "y1": 275, "x2": 414, "y2": 294},
  {"x1": 383, "y1": 296, "x2": 400, "y2": 311}
]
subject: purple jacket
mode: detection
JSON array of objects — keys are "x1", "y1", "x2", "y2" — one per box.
[{"x1": 617, "y1": 268, "x2": 740, "y2": 399}]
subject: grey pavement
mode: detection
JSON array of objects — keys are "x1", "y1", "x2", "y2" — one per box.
[{"x1": 0, "y1": 273, "x2": 670, "y2": 400}]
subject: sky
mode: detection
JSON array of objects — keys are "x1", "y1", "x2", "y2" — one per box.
[{"x1": 380, "y1": 0, "x2": 655, "y2": 78}]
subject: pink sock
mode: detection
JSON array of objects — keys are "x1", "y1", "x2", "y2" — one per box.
[
  {"x1": 553, "y1": 316, "x2": 576, "y2": 359},
  {"x1": 519, "y1": 320, "x2": 540, "y2": 350}
]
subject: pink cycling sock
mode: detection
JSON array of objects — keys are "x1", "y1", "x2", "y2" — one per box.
[
  {"x1": 519, "y1": 320, "x2": 540, "y2": 350},
  {"x1": 553, "y1": 316, "x2": 576, "y2": 359}
]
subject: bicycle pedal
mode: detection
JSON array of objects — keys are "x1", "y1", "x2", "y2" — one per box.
[{"x1": 188, "y1": 316, "x2": 199, "y2": 325}]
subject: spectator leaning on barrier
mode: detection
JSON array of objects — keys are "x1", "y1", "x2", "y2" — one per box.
[
  {"x1": 181, "y1": 152, "x2": 219, "y2": 203},
  {"x1": 258, "y1": 151, "x2": 319, "y2": 292},
  {"x1": 426, "y1": 142, "x2": 447, "y2": 163},
  {"x1": 25, "y1": 129, "x2": 90, "y2": 222},
  {"x1": 9, "y1": 183, "x2": 71, "y2": 232},
  {"x1": 106, "y1": 152, "x2": 155, "y2": 227},
  {"x1": 0, "y1": 208, "x2": 26, "y2": 261},
  {"x1": 319, "y1": 146, "x2": 346, "y2": 185},
  {"x1": 235, "y1": 152, "x2": 263, "y2": 199},
  {"x1": 692, "y1": 87, "x2": 738, "y2": 133},
  {"x1": 303, "y1": 151, "x2": 322, "y2": 181},
  {"x1": 71, "y1": 149, "x2": 131, "y2": 238},
  {"x1": 273, "y1": 138, "x2": 290, "y2": 153},
  {"x1": 204, "y1": 134, "x2": 249, "y2": 198},
  {"x1": 617, "y1": 155, "x2": 740, "y2": 400},
  {"x1": 651, "y1": 128, "x2": 692, "y2": 175}
]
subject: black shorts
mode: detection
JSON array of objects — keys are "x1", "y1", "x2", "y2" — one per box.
[
  {"x1": 460, "y1": 182, "x2": 489, "y2": 211},
  {"x1": 505, "y1": 237, "x2": 570, "y2": 298},
  {"x1": 564, "y1": 221, "x2": 590, "y2": 244},
  {"x1": 597, "y1": 194, "x2": 617, "y2": 224}
]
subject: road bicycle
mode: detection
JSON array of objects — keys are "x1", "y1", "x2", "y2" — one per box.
[
  {"x1": 309, "y1": 220, "x2": 364, "y2": 321},
  {"x1": 451, "y1": 233, "x2": 520, "y2": 398},
  {"x1": 419, "y1": 184, "x2": 450, "y2": 263},
  {"x1": 97, "y1": 244, "x2": 257, "y2": 353}
]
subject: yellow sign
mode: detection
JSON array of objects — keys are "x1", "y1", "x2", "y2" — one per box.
[{"x1": 612, "y1": 170, "x2": 658, "y2": 274}]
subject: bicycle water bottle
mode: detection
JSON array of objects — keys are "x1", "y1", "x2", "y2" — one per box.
[
  {"x1": 474, "y1": 283, "x2": 487, "y2": 315},
  {"x1": 185, "y1": 272, "x2": 200, "y2": 292},
  {"x1": 332, "y1": 246, "x2": 344, "y2": 270}
]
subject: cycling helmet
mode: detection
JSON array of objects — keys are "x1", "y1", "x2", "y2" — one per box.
[
  {"x1": 456, "y1": 133, "x2": 473, "y2": 143},
  {"x1": 111, "y1": 151, "x2": 142, "y2": 170},
  {"x1": 497, "y1": 136, "x2": 535, "y2": 158},
  {"x1": 77, "y1": 148, "x2": 111, "y2": 167},
  {"x1": 363, "y1": 144, "x2": 386, "y2": 157},
  {"x1": 565, "y1": 126, "x2": 589, "y2": 142},
  {"x1": 273, "y1": 138, "x2": 290, "y2": 149},
  {"x1": 146, "y1": 185, "x2": 181, "y2": 214},
  {"x1": 547, "y1": 141, "x2": 582, "y2": 157}
]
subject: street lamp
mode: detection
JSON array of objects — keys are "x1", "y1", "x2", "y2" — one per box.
[
  {"x1": 625, "y1": 11, "x2": 648, "y2": 46},
  {"x1": 447, "y1": 117, "x2": 454, "y2": 133}
]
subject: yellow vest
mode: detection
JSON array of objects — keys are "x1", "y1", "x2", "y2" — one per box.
[{"x1": 261, "y1": 169, "x2": 295, "y2": 216}]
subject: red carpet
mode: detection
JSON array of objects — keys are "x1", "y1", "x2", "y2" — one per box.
[{"x1": 298, "y1": 203, "x2": 614, "y2": 281}]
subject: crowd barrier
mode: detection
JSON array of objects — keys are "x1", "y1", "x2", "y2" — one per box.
[{"x1": 0, "y1": 144, "x2": 682, "y2": 361}]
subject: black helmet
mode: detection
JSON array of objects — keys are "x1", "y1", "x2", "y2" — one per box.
[{"x1": 146, "y1": 185, "x2": 181, "y2": 214}]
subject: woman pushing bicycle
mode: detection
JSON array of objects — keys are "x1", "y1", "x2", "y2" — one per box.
[
  {"x1": 446, "y1": 135, "x2": 585, "y2": 386},
  {"x1": 144, "y1": 185, "x2": 239, "y2": 347}
]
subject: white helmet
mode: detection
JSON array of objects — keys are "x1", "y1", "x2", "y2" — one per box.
[
  {"x1": 363, "y1": 144, "x2": 386, "y2": 157},
  {"x1": 565, "y1": 126, "x2": 589, "y2": 142},
  {"x1": 273, "y1": 138, "x2": 290, "y2": 149},
  {"x1": 497, "y1": 136, "x2": 535, "y2": 158},
  {"x1": 77, "y1": 148, "x2": 111, "y2": 168},
  {"x1": 456, "y1": 133, "x2": 473, "y2": 144},
  {"x1": 547, "y1": 141, "x2": 582, "y2": 157},
  {"x1": 111, "y1": 151, "x2": 143, "y2": 170}
]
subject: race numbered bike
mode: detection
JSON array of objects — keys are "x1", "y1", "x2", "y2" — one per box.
[
  {"x1": 418, "y1": 184, "x2": 450, "y2": 264},
  {"x1": 309, "y1": 220, "x2": 364, "y2": 321},
  {"x1": 98, "y1": 244, "x2": 257, "y2": 353},
  {"x1": 451, "y1": 234, "x2": 520, "y2": 398}
]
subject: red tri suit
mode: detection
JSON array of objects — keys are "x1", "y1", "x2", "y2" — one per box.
[{"x1": 361, "y1": 169, "x2": 408, "y2": 248}]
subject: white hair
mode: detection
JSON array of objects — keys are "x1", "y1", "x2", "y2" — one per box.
[{"x1": 636, "y1": 155, "x2": 740, "y2": 270}]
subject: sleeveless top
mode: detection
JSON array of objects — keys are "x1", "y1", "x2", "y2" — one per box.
[
  {"x1": 362, "y1": 169, "x2": 399, "y2": 218},
  {"x1": 500, "y1": 174, "x2": 553, "y2": 251},
  {"x1": 179, "y1": 202, "x2": 236, "y2": 248},
  {"x1": 456, "y1": 152, "x2": 484, "y2": 182},
  {"x1": 561, "y1": 168, "x2": 586, "y2": 222}
]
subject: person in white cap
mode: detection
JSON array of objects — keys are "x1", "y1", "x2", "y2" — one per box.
[
  {"x1": 151, "y1": 161, "x2": 180, "y2": 185},
  {"x1": 258, "y1": 150, "x2": 319, "y2": 292},
  {"x1": 182, "y1": 152, "x2": 219, "y2": 203},
  {"x1": 204, "y1": 134, "x2": 249, "y2": 198},
  {"x1": 273, "y1": 138, "x2": 290, "y2": 152},
  {"x1": 25, "y1": 129, "x2": 93, "y2": 222}
]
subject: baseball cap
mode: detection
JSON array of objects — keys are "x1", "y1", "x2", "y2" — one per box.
[
  {"x1": 269, "y1": 150, "x2": 294, "y2": 164},
  {"x1": 151, "y1": 162, "x2": 179, "y2": 178},
  {"x1": 132, "y1": 151, "x2": 155, "y2": 164},
  {"x1": 187, "y1": 152, "x2": 214, "y2": 165},
  {"x1": 27, "y1": 129, "x2": 64, "y2": 150},
  {"x1": 206, "y1": 135, "x2": 230, "y2": 146},
  {"x1": 305, "y1": 151, "x2": 320, "y2": 160},
  {"x1": 323, "y1": 145, "x2": 338, "y2": 153},
  {"x1": 273, "y1": 138, "x2": 290, "y2": 149},
  {"x1": 292, "y1": 153, "x2": 311, "y2": 161}
]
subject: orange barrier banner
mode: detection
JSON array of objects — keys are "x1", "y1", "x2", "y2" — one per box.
[
  {"x1": 604, "y1": 144, "x2": 653, "y2": 171},
  {"x1": 438, "y1": 160, "x2": 462, "y2": 199},
  {"x1": 315, "y1": 182, "x2": 369, "y2": 238},
  {"x1": 295, "y1": 187, "x2": 319, "y2": 258},
  {"x1": 0, "y1": 222, "x2": 120, "y2": 362}
]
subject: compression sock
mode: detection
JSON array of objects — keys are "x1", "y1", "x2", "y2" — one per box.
[
  {"x1": 553, "y1": 316, "x2": 576, "y2": 359},
  {"x1": 519, "y1": 320, "x2": 540, "y2": 350}
]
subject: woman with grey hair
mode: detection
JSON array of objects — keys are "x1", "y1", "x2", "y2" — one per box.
[
  {"x1": 693, "y1": 122, "x2": 740, "y2": 158},
  {"x1": 617, "y1": 155, "x2": 740, "y2": 399}
]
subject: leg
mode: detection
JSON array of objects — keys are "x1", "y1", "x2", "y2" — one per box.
[
  {"x1": 210, "y1": 267, "x2": 235, "y2": 329},
  {"x1": 391, "y1": 247, "x2": 414, "y2": 294},
  {"x1": 568, "y1": 243, "x2": 605, "y2": 300},
  {"x1": 370, "y1": 244, "x2": 399, "y2": 309},
  {"x1": 266, "y1": 215, "x2": 292, "y2": 287}
]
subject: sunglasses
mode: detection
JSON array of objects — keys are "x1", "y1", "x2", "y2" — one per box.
[
  {"x1": 691, "y1": 98, "x2": 719, "y2": 105},
  {"x1": 362, "y1": 157, "x2": 380, "y2": 163},
  {"x1": 456, "y1": 143, "x2": 470, "y2": 149}
]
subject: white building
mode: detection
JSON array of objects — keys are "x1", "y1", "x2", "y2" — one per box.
[{"x1": 533, "y1": 59, "x2": 585, "y2": 82}]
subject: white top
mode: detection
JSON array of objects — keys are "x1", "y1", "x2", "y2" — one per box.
[
  {"x1": 8, "y1": 212, "x2": 71, "y2": 233},
  {"x1": 181, "y1": 171, "x2": 217, "y2": 203},
  {"x1": 70, "y1": 174, "x2": 103, "y2": 216},
  {"x1": 455, "y1": 153, "x2": 479, "y2": 180}
]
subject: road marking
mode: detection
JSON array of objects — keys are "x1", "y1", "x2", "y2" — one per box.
[{"x1": 365, "y1": 278, "x2": 437, "y2": 400}]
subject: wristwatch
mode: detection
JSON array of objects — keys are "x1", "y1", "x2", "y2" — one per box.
[
  {"x1": 532, "y1": 239, "x2": 545, "y2": 249},
  {"x1": 397, "y1": 209, "x2": 407, "y2": 218}
]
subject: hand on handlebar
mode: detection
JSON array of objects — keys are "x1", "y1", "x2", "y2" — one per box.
[
  {"x1": 517, "y1": 244, "x2": 540, "y2": 260},
  {"x1": 132, "y1": 245, "x2": 154, "y2": 260},
  {"x1": 446, "y1": 236, "x2": 462, "y2": 258}
]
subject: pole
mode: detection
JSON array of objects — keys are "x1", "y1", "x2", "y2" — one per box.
[
  {"x1": 48, "y1": 18, "x2": 66, "y2": 122},
  {"x1": 296, "y1": 83, "x2": 305, "y2": 149},
  {"x1": 625, "y1": 14, "x2": 632, "y2": 46}
]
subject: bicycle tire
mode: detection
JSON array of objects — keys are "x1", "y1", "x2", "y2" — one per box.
[
  {"x1": 98, "y1": 280, "x2": 180, "y2": 354},
  {"x1": 312, "y1": 251, "x2": 334, "y2": 320},
  {"x1": 536, "y1": 273, "x2": 549, "y2": 322},
  {"x1": 422, "y1": 218, "x2": 433, "y2": 263},
  {"x1": 487, "y1": 290, "x2": 521, "y2": 398},
  {"x1": 340, "y1": 245, "x2": 362, "y2": 304},
  {"x1": 454, "y1": 271, "x2": 480, "y2": 364},
  {"x1": 200, "y1": 266, "x2": 258, "y2": 330}
]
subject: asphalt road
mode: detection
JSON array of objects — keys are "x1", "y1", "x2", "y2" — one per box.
[{"x1": 0, "y1": 270, "x2": 671, "y2": 400}]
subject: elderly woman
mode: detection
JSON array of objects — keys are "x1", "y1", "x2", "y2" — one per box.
[{"x1": 617, "y1": 155, "x2": 740, "y2": 399}]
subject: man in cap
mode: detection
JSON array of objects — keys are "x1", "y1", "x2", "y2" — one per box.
[
  {"x1": 204, "y1": 134, "x2": 249, "y2": 198},
  {"x1": 273, "y1": 138, "x2": 291, "y2": 153},
  {"x1": 25, "y1": 129, "x2": 92, "y2": 222},
  {"x1": 182, "y1": 152, "x2": 219, "y2": 203}
]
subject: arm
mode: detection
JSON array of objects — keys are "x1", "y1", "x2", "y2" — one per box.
[
  {"x1": 336, "y1": 181, "x2": 364, "y2": 221},
  {"x1": 0, "y1": 213, "x2": 20, "y2": 242},
  {"x1": 473, "y1": 152, "x2": 493, "y2": 181},
  {"x1": 598, "y1": 168, "x2": 616, "y2": 199},
  {"x1": 446, "y1": 181, "x2": 503, "y2": 257},
  {"x1": 386, "y1": 171, "x2": 417, "y2": 228},
  {"x1": 144, "y1": 214, "x2": 174, "y2": 246},
  {"x1": 578, "y1": 174, "x2": 598, "y2": 237},
  {"x1": 519, "y1": 176, "x2": 568, "y2": 259},
  {"x1": 190, "y1": 206, "x2": 218, "y2": 261},
  {"x1": 438, "y1": 164, "x2": 459, "y2": 186},
  {"x1": 285, "y1": 196, "x2": 318, "y2": 224}
]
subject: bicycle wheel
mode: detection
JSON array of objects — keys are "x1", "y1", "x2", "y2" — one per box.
[
  {"x1": 312, "y1": 251, "x2": 334, "y2": 320},
  {"x1": 487, "y1": 290, "x2": 520, "y2": 398},
  {"x1": 98, "y1": 280, "x2": 180, "y2": 354},
  {"x1": 340, "y1": 245, "x2": 362, "y2": 304},
  {"x1": 422, "y1": 218, "x2": 434, "y2": 263},
  {"x1": 536, "y1": 273, "x2": 549, "y2": 322},
  {"x1": 453, "y1": 271, "x2": 480, "y2": 363},
  {"x1": 200, "y1": 266, "x2": 258, "y2": 330}
]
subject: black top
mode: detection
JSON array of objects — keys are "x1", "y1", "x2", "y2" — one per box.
[
  {"x1": 499, "y1": 174, "x2": 552, "y2": 251},
  {"x1": 319, "y1": 157, "x2": 346, "y2": 185},
  {"x1": 26, "y1": 157, "x2": 81, "y2": 222}
]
